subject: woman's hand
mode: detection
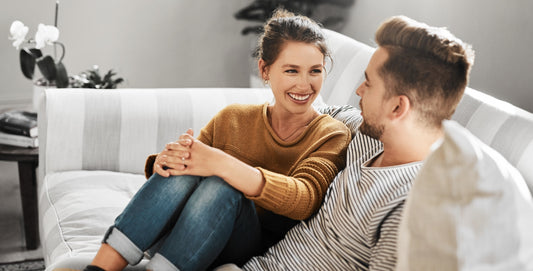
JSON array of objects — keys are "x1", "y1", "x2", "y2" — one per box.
[
  {"x1": 155, "y1": 129, "x2": 264, "y2": 196},
  {"x1": 153, "y1": 129, "x2": 194, "y2": 177},
  {"x1": 154, "y1": 129, "x2": 226, "y2": 177}
]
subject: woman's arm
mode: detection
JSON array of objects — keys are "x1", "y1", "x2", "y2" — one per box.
[{"x1": 248, "y1": 132, "x2": 350, "y2": 220}]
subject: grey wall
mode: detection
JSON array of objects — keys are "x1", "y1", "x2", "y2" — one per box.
[
  {"x1": 1, "y1": 0, "x2": 253, "y2": 107},
  {"x1": 342, "y1": 0, "x2": 533, "y2": 112},
  {"x1": 1, "y1": 1, "x2": 531, "y2": 112}
]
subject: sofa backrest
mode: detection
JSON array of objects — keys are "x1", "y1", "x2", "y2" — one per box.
[
  {"x1": 321, "y1": 29, "x2": 374, "y2": 106},
  {"x1": 38, "y1": 88, "x2": 274, "y2": 180},
  {"x1": 453, "y1": 87, "x2": 533, "y2": 194}
]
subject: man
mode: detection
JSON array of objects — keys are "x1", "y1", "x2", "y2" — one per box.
[{"x1": 220, "y1": 15, "x2": 475, "y2": 270}]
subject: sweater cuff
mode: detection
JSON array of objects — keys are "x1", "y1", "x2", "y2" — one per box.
[
  {"x1": 246, "y1": 167, "x2": 295, "y2": 210},
  {"x1": 144, "y1": 154, "x2": 158, "y2": 179}
]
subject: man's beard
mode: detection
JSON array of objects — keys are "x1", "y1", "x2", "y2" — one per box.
[
  {"x1": 359, "y1": 101, "x2": 384, "y2": 140},
  {"x1": 359, "y1": 120, "x2": 384, "y2": 140}
]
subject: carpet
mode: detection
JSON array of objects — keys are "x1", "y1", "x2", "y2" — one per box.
[{"x1": 0, "y1": 259, "x2": 45, "y2": 271}]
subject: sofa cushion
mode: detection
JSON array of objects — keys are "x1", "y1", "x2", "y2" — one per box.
[
  {"x1": 397, "y1": 120, "x2": 533, "y2": 271},
  {"x1": 39, "y1": 170, "x2": 147, "y2": 269}
]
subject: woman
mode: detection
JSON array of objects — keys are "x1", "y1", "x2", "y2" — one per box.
[{"x1": 85, "y1": 9, "x2": 350, "y2": 271}]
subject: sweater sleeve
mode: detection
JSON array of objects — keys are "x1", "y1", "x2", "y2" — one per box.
[{"x1": 247, "y1": 125, "x2": 351, "y2": 220}]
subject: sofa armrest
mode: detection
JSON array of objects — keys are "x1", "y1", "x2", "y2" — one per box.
[{"x1": 38, "y1": 88, "x2": 273, "y2": 181}]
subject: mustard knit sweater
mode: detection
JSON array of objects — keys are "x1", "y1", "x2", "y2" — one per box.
[{"x1": 145, "y1": 103, "x2": 351, "y2": 220}]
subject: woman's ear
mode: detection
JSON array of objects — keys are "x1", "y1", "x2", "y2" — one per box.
[{"x1": 258, "y1": 59, "x2": 268, "y2": 80}]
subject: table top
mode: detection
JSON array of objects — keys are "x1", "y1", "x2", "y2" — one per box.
[{"x1": 0, "y1": 144, "x2": 38, "y2": 162}]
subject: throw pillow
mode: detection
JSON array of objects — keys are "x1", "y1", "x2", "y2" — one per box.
[{"x1": 397, "y1": 120, "x2": 533, "y2": 271}]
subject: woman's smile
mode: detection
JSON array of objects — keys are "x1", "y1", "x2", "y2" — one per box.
[{"x1": 288, "y1": 92, "x2": 313, "y2": 103}]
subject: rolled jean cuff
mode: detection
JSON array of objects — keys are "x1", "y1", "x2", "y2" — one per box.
[
  {"x1": 104, "y1": 227, "x2": 144, "y2": 265},
  {"x1": 146, "y1": 253, "x2": 179, "y2": 271}
]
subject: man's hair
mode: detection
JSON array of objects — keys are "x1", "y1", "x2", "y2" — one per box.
[{"x1": 375, "y1": 15, "x2": 475, "y2": 127}]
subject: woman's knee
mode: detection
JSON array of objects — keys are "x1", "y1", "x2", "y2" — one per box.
[
  {"x1": 145, "y1": 174, "x2": 201, "y2": 194},
  {"x1": 188, "y1": 176, "x2": 243, "y2": 211}
]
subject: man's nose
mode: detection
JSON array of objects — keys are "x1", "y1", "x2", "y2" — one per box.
[{"x1": 356, "y1": 82, "x2": 365, "y2": 97}]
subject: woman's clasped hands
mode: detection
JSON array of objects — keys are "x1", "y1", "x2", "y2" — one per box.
[{"x1": 154, "y1": 128, "x2": 225, "y2": 177}]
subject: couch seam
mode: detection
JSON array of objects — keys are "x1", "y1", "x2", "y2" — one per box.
[{"x1": 43, "y1": 176, "x2": 75, "y2": 258}]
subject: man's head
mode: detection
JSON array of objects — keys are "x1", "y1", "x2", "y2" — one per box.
[{"x1": 357, "y1": 15, "x2": 475, "y2": 140}]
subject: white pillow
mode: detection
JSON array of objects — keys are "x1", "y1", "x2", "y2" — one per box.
[{"x1": 397, "y1": 120, "x2": 533, "y2": 271}]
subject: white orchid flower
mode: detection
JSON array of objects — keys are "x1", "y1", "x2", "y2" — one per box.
[
  {"x1": 9, "y1": 20, "x2": 29, "y2": 49},
  {"x1": 34, "y1": 23, "x2": 59, "y2": 49}
]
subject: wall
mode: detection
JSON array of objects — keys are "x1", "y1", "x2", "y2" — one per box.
[
  {"x1": 0, "y1": 0, "x2": 253, "y2": 107},
  {"x1": 2, "y1": 1, "x2": 531, "y2": 112},
  {"x1": 342, "y1": 0, "x2": 533, "y2": 112}
]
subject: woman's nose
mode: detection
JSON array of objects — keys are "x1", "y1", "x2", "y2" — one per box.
[{"x1": 296, "y1": 74, "x2": 311, "y2": 89}]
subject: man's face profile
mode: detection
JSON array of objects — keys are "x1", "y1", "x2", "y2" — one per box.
[{"x1": 357, "y1": 47, "x2": 389, "y2": 140}]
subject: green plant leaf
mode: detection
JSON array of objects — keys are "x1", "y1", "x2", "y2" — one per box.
[
  {"x1": 19, "y1": 49, "x2": 36, "y2": 80},
  {"x1": 37, "y1": 56, "x2": 57, "y2": 81},
  {"x1": 29, "y1": 49, "x2": 43, "y2": 58},
  {"x1": 103, "y1": 70, "x2": 114, "y2": 83},
  {"x1": 55, "y1": 62, "x2": 69, "y2": 88}
]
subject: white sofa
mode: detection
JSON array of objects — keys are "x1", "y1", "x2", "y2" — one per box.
[{"x1": 37, "y1": 30, "x2": 533, "y2": 270}]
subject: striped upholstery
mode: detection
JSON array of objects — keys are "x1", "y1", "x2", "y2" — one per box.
[
  {"x1": 38, "y1": 88, "x2": 274, "y2": 178},
  {"x1": 39, "y1": 170, "x2": 147, "y2": 270},
  {"x1": 321, "y1": 29, "x2": 374, "y2": 106},
  {"x1": 452, "y1": 88, "x2": 533, "y2": 194},
  {"x1": 37, "y1": 29, "x2": 533, "y2": 270}
]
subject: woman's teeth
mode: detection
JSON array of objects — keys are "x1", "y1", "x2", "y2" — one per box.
[{"x1": 288, "y1": 93, "x2": 311, "y2": 101}]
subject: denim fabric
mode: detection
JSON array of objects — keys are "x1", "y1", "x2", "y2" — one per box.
[{"x1": 104, "y1": 173, "x2": 262, "y2": 271}]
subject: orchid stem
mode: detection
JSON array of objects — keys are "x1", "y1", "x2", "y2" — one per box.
[{"x1": 54, "y1": 0, "x2": 59, "y2": 59}]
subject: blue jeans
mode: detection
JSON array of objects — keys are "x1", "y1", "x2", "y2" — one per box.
[{"x1": 103, "y1": 174, "x2": 262, "y2": 271}]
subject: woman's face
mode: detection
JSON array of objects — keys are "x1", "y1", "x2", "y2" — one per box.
[{"x1": 262, "y1": 41, "x2": 325, "y2": 115}]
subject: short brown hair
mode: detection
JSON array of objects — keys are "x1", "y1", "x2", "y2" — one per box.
[{"x1": 375, "y1": 16, "x2": 475, "y2": 127}]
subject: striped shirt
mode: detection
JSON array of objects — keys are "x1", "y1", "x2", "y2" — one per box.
[{"x1": 243, "y1": 107, "x2": 422, "y2": 271}]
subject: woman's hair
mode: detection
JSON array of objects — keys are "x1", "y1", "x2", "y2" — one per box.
[
  {"x1": 375, "y1": 15, "x2": 475, "y2": 128},
  {"x1": 256, "y1": 9, "x2": 329, "y2": 74}
]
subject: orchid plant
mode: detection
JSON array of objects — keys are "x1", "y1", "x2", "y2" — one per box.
[{"x1": 9, "y1": 20, "x2": 69, "y2": 88}]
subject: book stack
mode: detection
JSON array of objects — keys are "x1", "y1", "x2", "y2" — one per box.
[{"x1": 0, "y1": 110, "x2": 38, "y2": 148}]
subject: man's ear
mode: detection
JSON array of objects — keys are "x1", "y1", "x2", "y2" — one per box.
[{"x1": 391, "y1": 95, "x2": 411, "y2": 120}]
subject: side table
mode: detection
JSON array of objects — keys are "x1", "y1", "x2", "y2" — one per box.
[{"x1": 0, "y1": 144, "x2": 39, "y2": 250}]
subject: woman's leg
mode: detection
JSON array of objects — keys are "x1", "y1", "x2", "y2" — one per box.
[
  {"x1": 91, "y1": 174, "x2": 202, "y2": 270},
  {"x1": 146, "y1": 176, "x2": 262, "y2": 271}
]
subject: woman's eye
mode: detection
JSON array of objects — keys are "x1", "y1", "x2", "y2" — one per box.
[
  {"x1": 285, "y1": 69, "x2": 297, "y2": 73},
  {"x1": 311, "y1": 69, "x2": 322, "y2": 74},
  {"x1": 364, "y1": 80, "x2": 370, "y2": 87}
]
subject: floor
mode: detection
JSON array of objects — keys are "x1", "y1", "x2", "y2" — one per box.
[{"x1": 0, "y1": 161, "x2": 43, "y2": 263}]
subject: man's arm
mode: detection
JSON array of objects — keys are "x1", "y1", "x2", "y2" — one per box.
[{"x1": 369, "y1": 203, "x2": 405, "y2": 271}]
